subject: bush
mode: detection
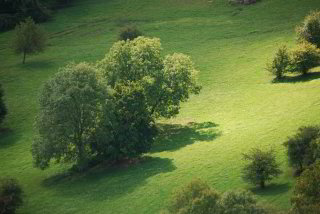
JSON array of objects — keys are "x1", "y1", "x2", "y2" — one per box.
[
  {"x1": 283, "y1": 126, "x2": 320, "y2": 175},
  {"x1": 0, "y1": 178, "x2": 23, "y2": 214},
  {"x1": 119, "y1": 26, "x2": 142, "y2": 41},
  {"x1": 296, "y1": 11, "x2": 320, "y2": 48},
  {"x1": 220, "y1": 189, "x2": 267, "y2": 214},
  {"x1": 13, "y1": 17, "x2": 47, "y2": 64},
  {"x1": 266, "y1": 46, "x2": 290, "y2": 79},
  {"x1": 0, "y1": 84, "x2": 7, "y2": 125},
  {"x1": 291, "y1": 161, "x2": 320, "y2": 214},
  {"x1": 242, "y1": 148, "x2": 282, "y2": 188},
  {"x1": 167, "y1": 179, "x2": 221, "y2": 214},
  {"x1": 290, "y1": 42, "x2": 320, "y2": 75}
]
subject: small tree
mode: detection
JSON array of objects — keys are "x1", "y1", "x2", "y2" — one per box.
[
  {"x1": 0, "y1": 84, "x2": 7, "y2": 125},
  {"x1": 220, "y1": 189, "x2": 267, "y2": 214},
  {"x1": 291, "y1": 161, "x2": 320, "y2": 214},
  {"x1": 13, "y1": 17, "x2": 46, "y2": 64},
  {"x1": 242, "y1": 148, "x2": 282, "y2": 188},
  {"x1": 0, "y1": 178, "x2": 23, "y2": 214},
  {"x1": 283, "y1": 126, "x2": 320, "y2": 175},
  {"x1": 119, "y1": 26, "x2": 142, "y2": 41},
  {"x1": 167, "y1": 179, "x2": 221, "y2": 214},
  {"x1": 296, "y1": 11, "x2": 320, "y2": 48},
  {"x1": 31, "y1": 62, "x2": 109, "y2": 170},
  {"x1": 266, "y1": 46, "x2": 290, "y2": 79},
  {"x1": 290, "y1": 42, "x2": 320, "y2": 75}
]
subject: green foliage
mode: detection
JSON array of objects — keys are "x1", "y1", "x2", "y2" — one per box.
[
  {"x1": 290, "y1": 42, "x2": 320, "y2": 75},
  {"x1": 290, "y1": 161, "x2": 320, "y2": 214},
  {"x1": 242, "y1": 148, "x2": 282, "y2": 188},
  {"x1": 119, "y1": 26, "x2": 142, "y2": 41},
  {"x1": 296, "y1": 11, "x2": 320, "y2": 48},
  {"x1": 0, "y1": 178, "x2": 23, "y2": 214},
  {"x1": 32, "y1": 62, "x2": 109, "y2": 170},
  {"x1": 167, "y1": 179, "x2": 221, "y2": 214},
  {"x1": 13, "y1": 17, "x2": 47, "y2": 64},
  {"x1": 0, "y1": 84, "x2": 7, "y2": 125},
  {"x1": 266, "y1": 46, "x2": 290, "y2": 79},
  {"x1": 98, "y1": 37, "x2": 201, "y2": 119},
  {"x1": 283, "y1": 126, "x2": 320, "y2": 174},
  {"x1": 220, "y1": 189, "x2": 267, "y2": 214}
]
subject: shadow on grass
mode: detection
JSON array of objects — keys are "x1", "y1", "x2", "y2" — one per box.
[
  {"x1": 251, "y1": 183, "x2": 291, "y2": 196},
  {"x1": 0, "y1": 128, "x2": 22, "y2": 149},
  {"x1": 272, "y1": 71, "x2": 320, "y2": 84},
  {"x1": 42, "y1": 156, "x2": 176, "y2": 201},
  {"x1": 151, "y1": 121, "x2": 221, "y2": 153},
  {"x1": 16, "y1": 59, "x2": 55, "y2": 70}
]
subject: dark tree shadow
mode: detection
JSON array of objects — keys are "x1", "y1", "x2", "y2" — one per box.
[
  {"x1": 42, "y1": 156, "x2": 176, "y2": 201},
  {"x1": 151, "y1": 122, "x2": 221, "y2": 153},
  {"x1": 272, "y1": 71, "x2": 320, "y2": 84},
  {"x1": 250, "y1": 183, "x2": 291, "y2": 197},
  {"x1": 0, "y1": 128, "x2": 22, "y2": 149}
]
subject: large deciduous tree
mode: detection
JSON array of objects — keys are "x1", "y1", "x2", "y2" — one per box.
[
  {"x1": 98, "y1": 37, "x2": 201, "y2": 119},
  {"x1": 32, "y1": 62, "x2": 109, "y2": 170},
  {"x1": 296, "y1": 11, "x2": 320, "y2": 48},
  {"x1": 13, "y1": 17, "x2": 46, "y2": 64}
]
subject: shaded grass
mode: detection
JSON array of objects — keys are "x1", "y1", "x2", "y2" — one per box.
[{"x1": 0, "y1": 0, "x2": 320, "y2": 213}]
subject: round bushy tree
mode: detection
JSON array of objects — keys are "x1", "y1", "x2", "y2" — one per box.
[
  {"x1": 220, "y1": 190, "x2": 267, "y2": 214},
  {"x1": 0, "y1": 84, "x2": 7, "y2": 125},
  {"x1": 266, "y1": 46, "x2": 290, "y2": 79},
  {"x1": 290, "y1": 42, "x2": 320, "y2": 75},
  {"x1": 242, "y1": 148, "x2": 282, "y2": 188},
  {"x1": 13, "y1": 17, "x2": 46, "y2": 64},
  {"x1": 167, "y1": 179, "x2": 221, "y2": 214},
  {"x1": 32, "y1": 62, "x2": 109, "y2": 170},
  {"x1": 291, "y1": 161, "x2": 320, "y2": 214},
  {"x1": 0, "y1": 178, "x2": 23, "y2": 214},
  {"x1": 283, "y1": 126, "x2": 320, "y2": 174},
  {"x1": 296, "y1": 11, "x2": 320, "y2": 48}
]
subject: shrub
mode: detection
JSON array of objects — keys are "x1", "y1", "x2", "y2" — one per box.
[
  {"x1": 242, "y1": 148, "x2": 282, "y2": 188},
  {"x1": 119, "y1": 26, "x2": 142, "y2": 41},
  {"x1": 266, "y1": 46, "x2": 290, "y2": 79},
  {"x1": 296, "y1": 11, "x2": 320, "y2": 48},
  {"x1": 13, "y1": 17, "x2": 47, "y2": 64},
  {"x1": 0, "y1": 178, "x2": 23, "y2": 214},
  {"x1": 283, "y1": 126, "x2": 320, "y2": 175},
  {"x1": 167, "y1": 179, "x2": 221, "y2": 214},
  {"x1": 290, "y1": 42, "x2": 320, "y2": 75},
  {"x1": 291, "y1": 161, "x2": 320, "y2": 214},
  {"x1": 220, "y1": 189, "x2": 267, "y2": 214},
  {"x1": 0, "y1": 84, "x2": 7, "y2": 125}
]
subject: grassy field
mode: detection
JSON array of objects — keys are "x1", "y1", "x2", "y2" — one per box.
[{"x1": 1, "y1": 0, "x2": 320, "y2": 213}]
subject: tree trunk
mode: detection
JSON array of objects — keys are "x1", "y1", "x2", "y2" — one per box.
[
  {"x1": 260, "y1": 180, "x2": 265, "y2": 188},
  {"x1": 22, "y1": 51, "x2": 26, "y2": 64}
]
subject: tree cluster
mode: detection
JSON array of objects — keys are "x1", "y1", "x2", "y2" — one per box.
[
  {"x1": 267, "y1": 11, "x2": 320, "y2": 80},
  {"x1": 0, "y1": 178, "x2": 23, "y2": 214},
  {"x1": 165, "y1": 179, "x2": 267, "y2": 214},
  {"x1": 290, "y1": 161, "x2": 320, "y2": 214},
  {"x1": 32, "y1": 37, "x2": 201, "y2": 171},
  {"x1": 283, "y1": 126, "x2": 320, "y2": 175}
]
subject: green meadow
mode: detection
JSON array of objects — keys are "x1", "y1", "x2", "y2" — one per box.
[{"x1": 1, "y1": 0, "x2": 320, "y2": 213}]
